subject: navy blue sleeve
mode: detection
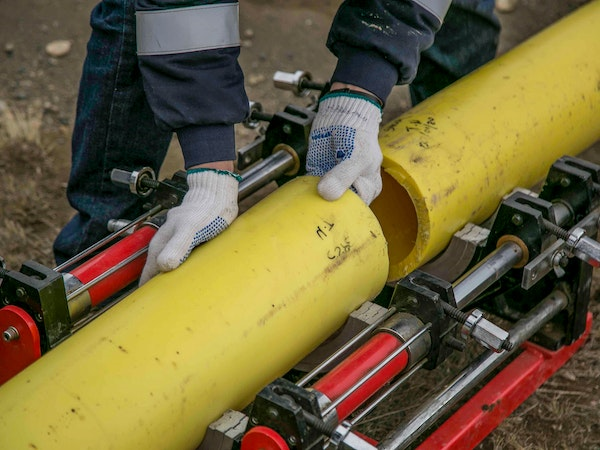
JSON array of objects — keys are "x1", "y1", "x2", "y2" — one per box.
[
  {"x1": 136, "y1": 0, "x2": 248, "y2": 168},
  {"x1": 327, "y1": 0, "x2": 445, "y2": 103}
]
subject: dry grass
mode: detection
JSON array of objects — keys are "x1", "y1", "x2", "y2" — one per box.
[{"x1": 0, "y1": 102, "x2": 62, "y2": 268}]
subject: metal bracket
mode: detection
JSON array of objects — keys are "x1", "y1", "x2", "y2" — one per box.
[{"x1": 0, "y1": 261, "x2": 70, "y2": 350}]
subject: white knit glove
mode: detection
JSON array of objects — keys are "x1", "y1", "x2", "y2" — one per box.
[
  {"x1": 139, "y1": 168, "x2": 240, "y2": 285},
  {"x1": 306, "y1": 92, "x2": 383, "y2": 205}
]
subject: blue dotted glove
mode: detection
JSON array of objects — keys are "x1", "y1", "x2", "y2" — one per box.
[
  {"x1": 306, "y1": 91, "x2": 383, "y2": 205},
  {"x1": 139, "y1": 168, "x2": 240, "y2": 285}
]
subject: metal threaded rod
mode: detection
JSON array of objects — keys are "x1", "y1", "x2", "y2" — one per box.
[
  {"x1": 140, "y1": 177, "x2": 161, "y2": 190},
  {"x1": 302, "y1": 411, "x2": 337, "y2": 437},
  {"x1": 542, "y1": 218, "x2": 570, "y2": 240},
  {"x1": 440, "y1": 302, "x2": 469, "y2": 323}
]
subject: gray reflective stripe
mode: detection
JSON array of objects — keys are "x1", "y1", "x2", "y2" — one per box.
[
  {"x1": 136, "y1": 3, "x2": 239, "y2": 56},
  {"x1": 411, "y1": 0, "x2": 451, "y2": 22}
]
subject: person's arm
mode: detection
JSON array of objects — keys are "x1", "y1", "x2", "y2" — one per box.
[
  {"x1": 307, "y1": 0, "x2": 451, "y2": 205},
  {"x1": 135, "y1": 0, "x2": 248, "y2": 168},
  {"x1": 327, "y1": 0, "x2": 451, "y2": 102},
  {"x1": 134, "y1": 0, "x2": 247, "y2": 284}
]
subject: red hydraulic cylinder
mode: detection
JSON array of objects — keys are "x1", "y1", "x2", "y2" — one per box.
[
  {"x1": 313, "y1": 332, "x2": 410, "y2": 421},
  {"x1": 69, "y1": 225, "x2": 157, "y2": 306}
]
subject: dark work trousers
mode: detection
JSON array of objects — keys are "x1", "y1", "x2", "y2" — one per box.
[
  {"x1": 53, "y1": 0, "x2": 172, "y2": 264},
  {"x1": 410, "y1": 0, "x2": 500, "y2": 104}
]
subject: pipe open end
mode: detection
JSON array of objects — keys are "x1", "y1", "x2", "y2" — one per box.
[{"x1": 371, "y1": 170, "x2": 423, "y2": 281}]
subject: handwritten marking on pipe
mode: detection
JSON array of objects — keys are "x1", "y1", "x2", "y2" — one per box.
[
  {"x1": 404, "y1": 117, "x2": 438, "y2": 136},
  {"x1": 316, "y1": 220, "x2": 335, "y2": 239},
  {"x1": 327, "y1": 237, "x2": 352, "y2": 260}
]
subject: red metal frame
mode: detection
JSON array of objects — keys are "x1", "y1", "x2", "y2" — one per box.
[{"x1": 418, "y1": 312, "x2": 593, "y2": 450}]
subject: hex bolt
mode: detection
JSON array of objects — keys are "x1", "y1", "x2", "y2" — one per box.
[
  {"x1": 511, "y1": 214, "x2": 524, "y2": 226},
  {"x1": 560, "y1": 177, "x2": 571, "y2": 187},
  {"x1": 267, "y1": 407, "x2": 279, "y2": 418},
  {"x1": 3, "y1": 326, "x2": 19, "y2": 342},
  {"x1": 288, "y1": 435, "x2": 297, "y2": 446},
  {"x1": 441, "y1": 303, "x2": 512, "y2": 352},
  {"x1": 15, "y1": 287, "x2": 27, "y2": 299}
]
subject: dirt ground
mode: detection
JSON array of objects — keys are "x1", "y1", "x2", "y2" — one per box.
[{"x1": 0, "y1": 0, "x2": 599, "y2": 448}]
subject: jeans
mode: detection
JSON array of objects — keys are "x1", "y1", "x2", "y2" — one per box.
[
  {"x1": 53, "y1": 0, "x2": 172, "y2": 264},
  {"x1": 411, "y1": 0, "x2": 500, "y2": 104}
]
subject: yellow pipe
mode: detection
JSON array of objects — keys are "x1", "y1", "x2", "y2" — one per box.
[
  {"x1": 0, "y1": 177, "x2": 388, "y2": 449},
  {"x1": 372, "y1": 0, "x2": 600, "y2": 281}
]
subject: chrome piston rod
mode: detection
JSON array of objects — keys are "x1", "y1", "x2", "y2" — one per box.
[
  {"x1": 238, "y1": 149, "x2": 296, "y2": 199},
  {"x1": 378, "y1": 289, "x2": 569, "y2": 450},
  {"x1": 453, "y1": 241, "x2": 523, "y2": 310}
]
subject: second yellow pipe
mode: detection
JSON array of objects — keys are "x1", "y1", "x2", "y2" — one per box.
[{"x1": 372, "y1": 0, "x2": 600, "y2": 280}]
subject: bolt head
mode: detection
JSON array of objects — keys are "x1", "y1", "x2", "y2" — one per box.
[{"x1": 511, "y1": 214, "x2": 524, "y2": 226}]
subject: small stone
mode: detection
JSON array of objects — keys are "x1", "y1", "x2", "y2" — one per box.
[
  {"x1": 4, "y1": 42, "x2": 15, "y2": 56},
  {"x1": 45, "y1": 40, "x2": 72, "y2": 58},
  {"x1": 247, "y1": 73, "x2": 265, "y2": 86}
]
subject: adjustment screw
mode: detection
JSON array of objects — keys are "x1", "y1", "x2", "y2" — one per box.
[
  {"x1": 250, "y1": 416, "x2": 259, "y2": 426},
  {"x1": 35, "y1": 313, "x2": 43, "y2": 322},
  {"x1": 560, "y1": 177, "x2": 571, "y2": 187},
  {"x1": 511, "y1": 214, "x2": 524, "y2": 226},
  {"x1": 15, "y1": 287, "x2": 27, "y2": 299},
  {"x1": 288, "y1": 436, "x2": 298, "y2": 446}
]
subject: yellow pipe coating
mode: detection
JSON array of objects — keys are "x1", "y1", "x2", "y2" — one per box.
[
  {"x1": 1, "y1": 3, "x2": 600, "y2": 448},
  {"x1": 0, "y1": 177, "x2": 388, "y2": 449},
  {"x1": 371, "y1": 0, "x2": 600, "y2": 281}
]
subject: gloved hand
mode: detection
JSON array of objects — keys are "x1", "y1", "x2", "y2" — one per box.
[
  {"x1": 139, "y1": 168, "x2": 240, "y2": 285},
  {"x1": 306, "y1": 91, "x2": 383, "y2": 205}
]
